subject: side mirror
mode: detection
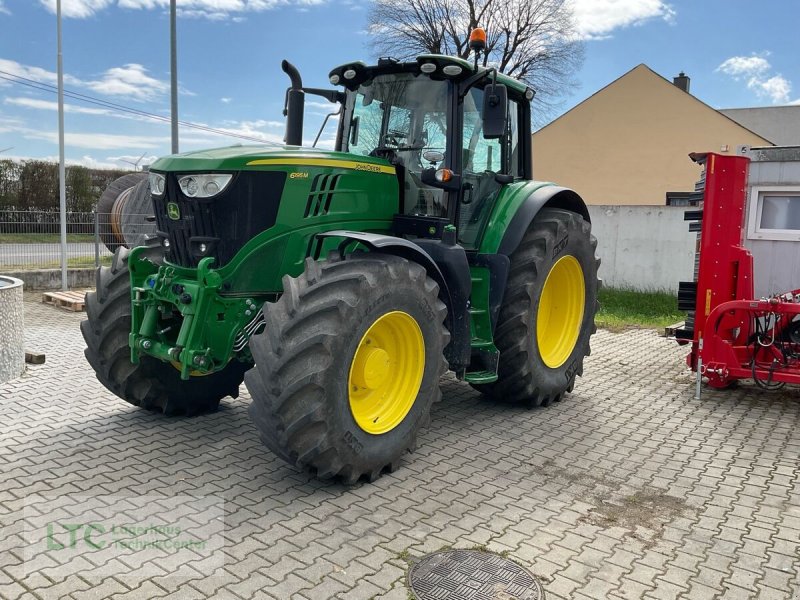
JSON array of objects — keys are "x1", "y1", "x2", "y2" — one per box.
[
  {"x1": 482, "y1": 83, "x2": 508, "y2": 139},
  {"x1": 423, "y1": 150, "x2": 444, "y2": 164},
  {"x1": 350, "y1": 115, "x2": 360, "y2": 146}
]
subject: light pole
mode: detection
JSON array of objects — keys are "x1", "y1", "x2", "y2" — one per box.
[
  {"x1": 57, "y1": 0, "x2": 67, "y2": 291},
  {"x1": 170, "y1": 0, "x2": 179, "y2": 154}
]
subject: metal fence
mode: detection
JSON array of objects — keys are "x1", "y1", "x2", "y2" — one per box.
[{"x1": 0, "y1": 211, "x2": 152, "y2": 271}]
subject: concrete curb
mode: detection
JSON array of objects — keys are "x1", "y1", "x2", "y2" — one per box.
[{"x1": 4, "y1": 268, "x2": 96, "y2": 290}]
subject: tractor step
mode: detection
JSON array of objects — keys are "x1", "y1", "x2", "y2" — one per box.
[
  {"x1": 464, "y1": 370, "x2": 498, "y2": 384},
  {"x1": 42, "y1": 290, "x2": 87, "y2": 312}
]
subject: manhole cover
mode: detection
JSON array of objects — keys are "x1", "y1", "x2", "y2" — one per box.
[{"x1": 408, "y1": 549, "x2": 545, "y2": 600}]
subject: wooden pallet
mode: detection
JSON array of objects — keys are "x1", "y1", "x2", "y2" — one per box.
[
  {"x1": 42, "y1": 290, "x2": 87, "y2": 312},
  {"x1": 664, "y1": 321, "x2": 685, "y2": 338}
]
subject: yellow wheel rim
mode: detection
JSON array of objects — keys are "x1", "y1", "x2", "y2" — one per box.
[
  {"x1": 536, "y1": 255, "x2": 586, "y2": 368},
  {"x1": 348, "y1": 311, "x2": 425, "y2": 435}
]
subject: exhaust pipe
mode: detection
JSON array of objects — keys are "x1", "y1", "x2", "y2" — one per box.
[{"x1": 282, "y1": 60, "x2": 304, "y2": 147}]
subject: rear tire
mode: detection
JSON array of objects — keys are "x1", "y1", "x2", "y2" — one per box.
[
  {"x1": 245, "y1": 253, "x2": 448, "y2": 483},
  {"x1": 81, "y1": 243, "x2": 248, "y2": 415},
  {"x1": 473, "y1": 208, "x2": 599, "y2": 406}
]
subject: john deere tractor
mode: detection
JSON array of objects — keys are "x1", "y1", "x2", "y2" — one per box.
[{"x1": 82, "y1": 36, "x2": 599, "y2": 483}]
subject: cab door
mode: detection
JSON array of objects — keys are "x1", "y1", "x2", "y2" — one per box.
[{"x1": 457, "y1": 87, "x2": 522, "y2": 249}]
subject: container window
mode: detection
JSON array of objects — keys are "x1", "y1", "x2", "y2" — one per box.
[{"x1": 747, "y1": 186, "x2": 800, "y2": 241}]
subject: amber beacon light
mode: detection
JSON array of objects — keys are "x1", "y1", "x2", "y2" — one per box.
[{"x1": 469, "y1": 27, "x2": 487, "y2": 53}]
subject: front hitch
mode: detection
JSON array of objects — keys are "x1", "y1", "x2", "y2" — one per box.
[{"x1": 128, "y1": 251, "x2": 257, "y2": 379}]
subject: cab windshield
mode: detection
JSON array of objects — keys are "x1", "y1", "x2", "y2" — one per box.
[{"x1": 344, "y1": 73, "x2": 449, "y2": 216}]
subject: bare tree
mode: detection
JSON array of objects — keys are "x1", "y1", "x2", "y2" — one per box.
[{"x1": 368, "y1": 0, "x2": 584, "y2": 124}]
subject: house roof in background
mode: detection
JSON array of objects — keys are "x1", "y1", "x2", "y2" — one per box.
[
  {"x1": 535, "y1": 64, "x2": 774, "y2": 145},
  {"x1": 719, "y1": 106, "x2": 800, "y2": 146}
]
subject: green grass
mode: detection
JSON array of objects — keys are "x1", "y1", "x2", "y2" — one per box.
[
  {"x1": 596, "y1": 287, "x2": 683, "y2": 331},
  {"x1": 0, "y1": 233, "x2": 96, "y2": 243},
  {"x1": 2, "y1": 256, "x2": 111, "y2": 271}
]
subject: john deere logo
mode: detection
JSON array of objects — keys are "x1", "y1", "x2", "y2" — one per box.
[{"x1": 167, "y1": 202, "x2": 180, "y2": 220}]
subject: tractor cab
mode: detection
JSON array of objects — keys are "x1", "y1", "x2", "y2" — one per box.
[{"x1": 291, "y1": 53, "x2": 534, "y2": 250}]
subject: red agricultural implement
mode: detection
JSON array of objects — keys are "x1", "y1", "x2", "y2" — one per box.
[{"x1": 675, "y1": 152, "x2": 800, "y2": 396}]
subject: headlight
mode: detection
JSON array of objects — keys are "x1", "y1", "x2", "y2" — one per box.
[
  {"x1": 149, "y1": 172, "x2": 166, "y2": 196},
  {"x1": 178, "y1": 174, "x2": 232, "y2": 199}
]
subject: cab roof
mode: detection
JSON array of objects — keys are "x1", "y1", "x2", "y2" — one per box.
[{"x1": 329, "y1": 54, "x2": 530, "y2": 96}]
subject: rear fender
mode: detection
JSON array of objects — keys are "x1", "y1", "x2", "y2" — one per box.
[
  {"x1": 475, "y1": 183, "x2": 590, "y2": 338},
  {"x1": 496, "y1": 185, "x2": 590, "y2": 257}
]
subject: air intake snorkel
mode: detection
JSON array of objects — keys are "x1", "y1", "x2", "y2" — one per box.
[{"x1": 282, "y1": 60, "x2": 304, "y2": 147}]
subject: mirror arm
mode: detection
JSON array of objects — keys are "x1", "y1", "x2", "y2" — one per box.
[
  {"x1": 302, "y1": 87, "x2": 347, "y2": 105},
  {"x1": 313, "y1": 106, "x2": 343, "y2": 148},
  {"x1": 459, "y1": 68, "x2": 495, "y2": 100}
]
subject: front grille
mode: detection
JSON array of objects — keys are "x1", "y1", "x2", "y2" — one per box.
[{"x1": 152, "y1": 171, "x2": 287, "y2": 268}]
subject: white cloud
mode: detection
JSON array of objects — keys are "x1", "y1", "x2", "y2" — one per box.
[
  {"x1": 5, "y1": 95, "x2": 189, "y2": 130},
  {"x1": 205, "y1": 119, "x2": 286, "y2": 144},
  {"x1": 2, "y1": 107, "x2": 169, "y2": 150},
  {"x1": 0, "y1": 58, "x2": 177, "y2": 102},
  {"x1": 39, "y1": 0, "x2": 328, "y2": 19},
  {"x1": 220, "y1": 97, "x2": 232, "y2": 104},
  {"x1": 0, "y1": 114, "x2": 27, "y2": 131},
  {"x1": 717, "y1": 53, "x2": 792, "y2": 104},
  {"x1": 5, "y1": 96, "x2": 115, "y2": 116},
  {"x1": 38, "y1": 0, "x2": 114, "y2": 18},
  {"x1": 27, "y1": 128, "x2": 169, "y2": 149},
  {"x1": 0, "y1": 153, "x2": 136, "y2": 169},
  {"x1": 0, "y1": 1, "x2": 10, "y2": 15},
  {"x1": 570, "y1": 0, "x2": 675, "y2": 39},
  {"x1": 717, "y1": 55, "x2": 770, "y2": 78},
  {"x1": 85, "y1": 63, "x2": 169, "y2": 101},
  {"x1": 306, "y1": 100, "x2": 336, "y2": 109},
  {"x1": 0, "y1": 58, "x2": 82, "y2": 87},
  {"x1": 749, "y1": 75, "x2": 791, "y2": 104}
]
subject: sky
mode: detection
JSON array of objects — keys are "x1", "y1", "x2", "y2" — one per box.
[{"x1": 0, "y1": 0, "x2": 798, "y2": 170}]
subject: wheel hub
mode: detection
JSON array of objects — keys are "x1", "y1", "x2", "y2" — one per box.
[{"x1": 352, "y1": 346, "x2": 391, "y2": 390}]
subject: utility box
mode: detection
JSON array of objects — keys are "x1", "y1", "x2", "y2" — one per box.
[{"x1": 742, "y1": 146, "x2": 800, "y2": 297}]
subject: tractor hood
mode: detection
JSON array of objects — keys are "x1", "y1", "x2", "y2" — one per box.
[{"x1": 149, "y1": 145, "x2": 394, "y2": 173}]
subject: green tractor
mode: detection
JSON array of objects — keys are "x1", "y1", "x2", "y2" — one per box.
[{"x1": 82, "y1": 40, "x2": 599, "y2": 483}]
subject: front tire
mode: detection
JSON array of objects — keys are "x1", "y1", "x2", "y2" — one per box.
[
  {"x1": 81, "y1": 245, "x2": 248, "y2": 415},
  {"x1": 474, "y1": 208, "x2": 599, "y2": 406},
  {"x1": 245, "y1": 253, "x2": 448, "y2": 483}
]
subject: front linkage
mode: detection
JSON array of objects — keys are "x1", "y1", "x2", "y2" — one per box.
[{"x1": 128, "y1": 248, "x2": 259, "y2": 380}]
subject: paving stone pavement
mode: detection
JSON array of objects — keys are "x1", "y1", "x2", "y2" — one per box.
[{"x1": 1, "y1": 296, "x2": 799, "y2": 600}]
